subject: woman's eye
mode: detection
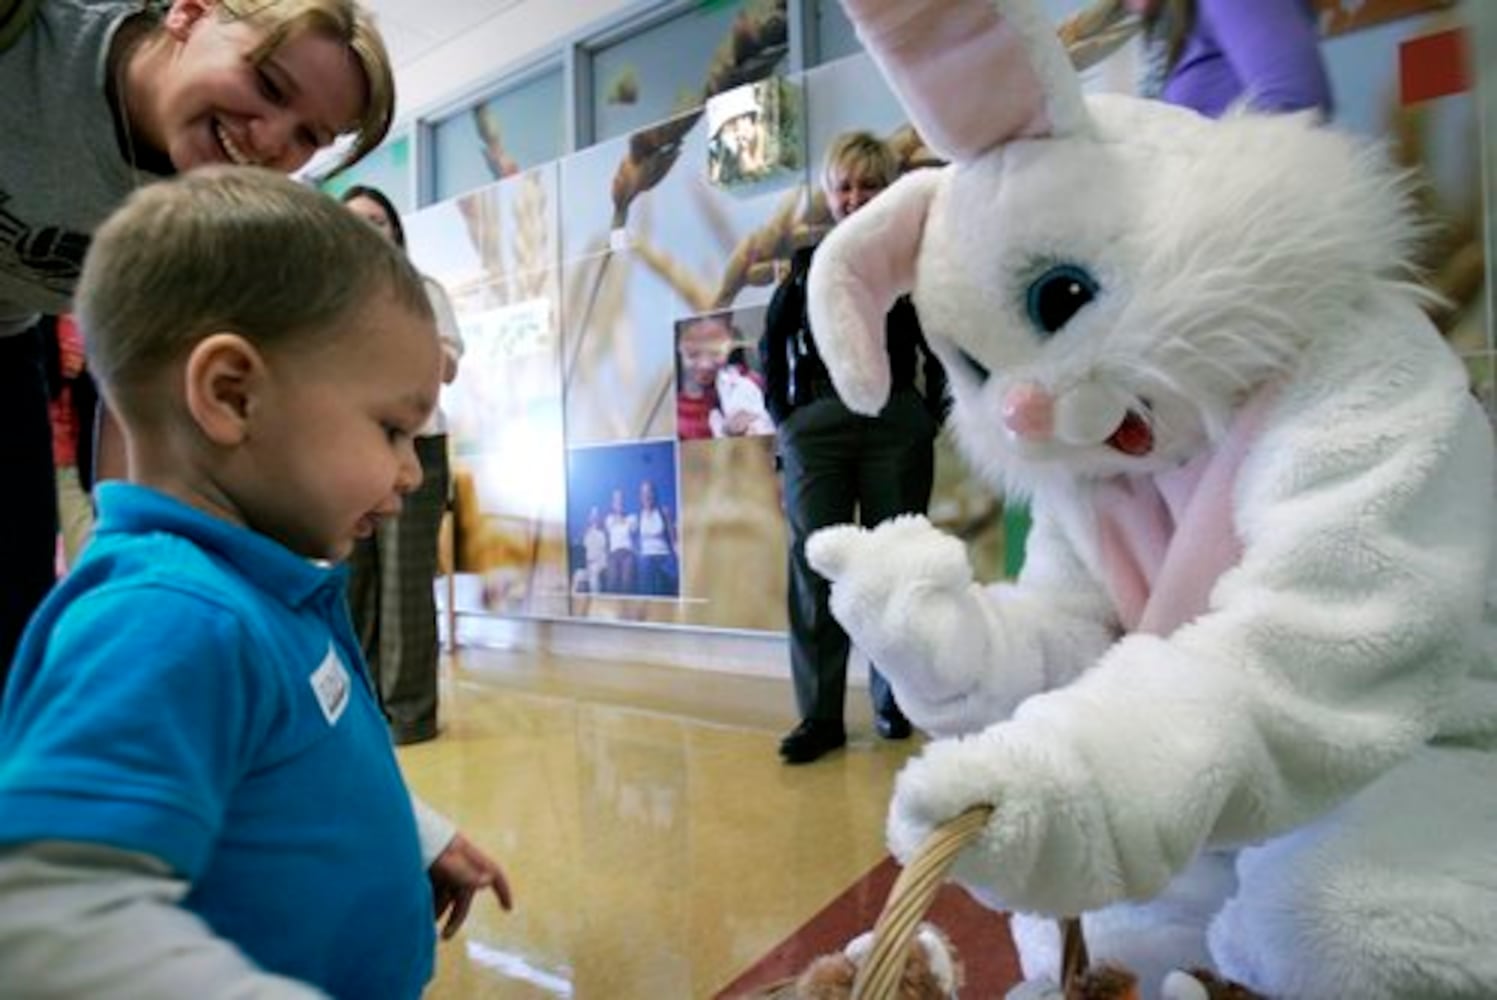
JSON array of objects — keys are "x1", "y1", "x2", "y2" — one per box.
[
  {"x1": 257, "y1": 68, "x2": 286, "y2": 104},
  {"x1": 1024, "y1": 264, "x2": 1099, "y2": 336}
]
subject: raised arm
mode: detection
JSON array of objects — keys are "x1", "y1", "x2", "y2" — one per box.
[
  {"x1": 1202, "y1": 0, "x2": 1332, "y2": 115},
  {"x1": 808, "y1": 500, "x2": 1119, "y2": 737}
]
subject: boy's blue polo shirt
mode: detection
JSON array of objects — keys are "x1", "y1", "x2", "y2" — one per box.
[{"x1": 0, "y1": 483, "x2": 434, "y2": 999}]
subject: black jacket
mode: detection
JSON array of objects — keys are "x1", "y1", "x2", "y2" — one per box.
[{"x1": 759, "y1": 244, "x2": 948, "y2": 426}]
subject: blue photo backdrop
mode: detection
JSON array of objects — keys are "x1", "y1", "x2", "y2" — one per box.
[{"x1": 565, "y1": 439, "x2": 681, "y2": 600}]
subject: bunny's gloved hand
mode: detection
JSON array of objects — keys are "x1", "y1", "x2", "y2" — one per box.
[
  {"x1": 887, "y1": 715, "x2": 1126, "y2": 918},
  {"x1": 807, "y1": 515, "x2": 995, "y2": 735}
]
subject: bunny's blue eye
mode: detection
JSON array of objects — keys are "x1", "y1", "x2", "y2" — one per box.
[{"x1": 1025, "y1": 264, "x2": 1099, "y2": 336}]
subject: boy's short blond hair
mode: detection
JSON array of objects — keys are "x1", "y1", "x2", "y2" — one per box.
[
  {"x1": 77, "y1": 167, "x2": 430, "y2": 414},
  {"x1": 219, "y1": 0, "x2": 395, "y2": 173},
  {"x1": 820, "y1": 131, "x2": 899, "y2": 196}
]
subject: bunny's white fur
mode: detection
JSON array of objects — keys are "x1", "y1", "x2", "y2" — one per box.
[{"x1": 805, "y1": 1, "x2": 1497, "y2": 997}]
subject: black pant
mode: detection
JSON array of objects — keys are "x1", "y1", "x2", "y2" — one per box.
[
  {"x1": 346, "y1": 435, "x2": 450, "y2": 743},
  {"x1": 1, "y1": 329, "x2": 58, "y2": 689},
  {"x1": 778, "y1": 388, "x2": 938, "y2": 726}
]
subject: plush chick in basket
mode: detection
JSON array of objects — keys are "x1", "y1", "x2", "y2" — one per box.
[
  {"x1": 754, "y1": 924, "x2": 961, "y2": 1000},
  {"x1": 801, "y1": 0, "x2": 1497, "y2": 997},
  {"x1": 750, "y1": 921, "x2": 1265, "y2": 999}
]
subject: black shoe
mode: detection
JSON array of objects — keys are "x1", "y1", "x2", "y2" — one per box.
[
  {"x1": 874, "y1": 706, "x2": 912, "y2": 741},
  {"x1": 390, "y1": 720, "x2": 439, "y2": 746},
  {"x1": 778, "y1": 719, "x2": 846, "y2": 764}
]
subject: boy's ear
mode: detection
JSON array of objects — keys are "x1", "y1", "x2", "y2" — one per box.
[
  {"x1": 184, "y1": 333, "x2": 265, "y2": 447},
  {"x1": 162, "y1": 0, "x2": 217, "y2": 41}
]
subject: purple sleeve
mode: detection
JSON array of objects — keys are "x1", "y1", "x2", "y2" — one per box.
[{"x1": 1199, "y1": 0, "x2": 1333, "y2": 116}]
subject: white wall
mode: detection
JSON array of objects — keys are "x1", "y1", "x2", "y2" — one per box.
[{"x1": 394, "y1": 0, "x2": 631, "y2": 124}]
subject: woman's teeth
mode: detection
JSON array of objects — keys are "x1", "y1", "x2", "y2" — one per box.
[{"x1": 215, "y1": 123, "x2": 257, "y2": 166}]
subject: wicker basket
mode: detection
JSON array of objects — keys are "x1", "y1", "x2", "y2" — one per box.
[
  {"x1": 851, "y1": 805, "x2": 1087, "y2": 999},
  {"x1": 747, "y1": 804, "x2": 1088, "y2": 999}
]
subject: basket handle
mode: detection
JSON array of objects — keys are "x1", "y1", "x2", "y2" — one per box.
[{"x1": 851, "y1": 804, "x2": 1087, "y2": 999}]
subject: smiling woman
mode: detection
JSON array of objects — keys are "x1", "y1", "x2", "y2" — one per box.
[
  {"x1": 122, "y1": 0, "x2": 395, "y2": 175},
  {"x1": 1, "y1": 0, "x2": 393, "y2": 316},
  {"x1": 0, "y1": 0, "x2": 395, "y2": 679}
]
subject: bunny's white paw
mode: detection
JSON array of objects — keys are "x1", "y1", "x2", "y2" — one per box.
[{"x1": 806, "y1": 515, "x2": 981, "y2": 714}]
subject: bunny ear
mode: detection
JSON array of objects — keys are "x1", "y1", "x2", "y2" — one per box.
[
  {"x1": 844, "y1": 0, "x2": 1091, "y2": 162},
  {"x1": 807, "y1": 169, "x2": 941, "y2": 415}
]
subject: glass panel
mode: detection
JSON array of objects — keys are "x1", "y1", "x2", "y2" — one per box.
[
  {"x1": 408, "y1": 163, "x2": 560, "y2": 297},
  {"x1": 557, "y1": 93, "x2": 800, "y2": 451},
  {"x1": 430, "y1": 67, "x2": 565, "y2": 205},
  {"x1": 318, "y1": 133, "x2": 412, "y2": 213},
  {"x1": 589, "y1": 0, "x2": 788, "y2": 144},
  {"x1": 558, "y1": 248, "x2": 693, "y2": 449},
  {"x1": 812, "y1": 0, "x2": 859, "y2": 65},
  {"x1": 406, "y1": 166, "x2": 571, "y2": 621}
]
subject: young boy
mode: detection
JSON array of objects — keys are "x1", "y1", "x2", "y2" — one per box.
[{"x1": 0, "y1": 168, "x2": 510, "y2": 998}]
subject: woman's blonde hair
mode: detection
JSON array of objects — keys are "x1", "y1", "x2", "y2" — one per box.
[
  {"x1": 218, "y1": 0, "x2": 395, "y2": 173},
  {"x1": 820, "y1": 131, "x2": 898, "y2": 196}
]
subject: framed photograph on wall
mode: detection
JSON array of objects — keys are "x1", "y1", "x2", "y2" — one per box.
[
  {"x1": 674, "y1": 304, "x2": 775, "y2": 441},
  {"x1": 705, "y1": 77, "x2": 803, "y2": 188},
  {"x1": 565, "y1": 440, "x2": 682, "y2": 601}
]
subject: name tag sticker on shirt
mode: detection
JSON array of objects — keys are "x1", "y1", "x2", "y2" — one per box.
[{"x1": 309, "y1": 644, "x2": 351, "y2": 726}]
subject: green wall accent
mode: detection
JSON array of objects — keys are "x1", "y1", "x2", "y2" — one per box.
[{"x1": 1002, "y1": 502, "x2": 1030, "y2": 579}]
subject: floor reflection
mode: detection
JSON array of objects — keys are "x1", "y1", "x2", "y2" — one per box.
[{"x1": 401, "y1": 648, "x2": 921, "y2": 999}]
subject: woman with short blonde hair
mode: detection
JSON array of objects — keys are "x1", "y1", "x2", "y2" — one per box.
[
  {"x1": 0, "y1": 0, "x2": 397, "y2": 679},
  {"x1": 820, "y1": 130, "x2": 898, "y2": 197}
]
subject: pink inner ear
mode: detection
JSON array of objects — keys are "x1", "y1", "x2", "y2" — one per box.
[
  {"x1": 844, "y1": 0, "x2": 1056, "y2": 162},
  {"x1": 807, "y1": 170, "x2": 941, "y2": 416}
]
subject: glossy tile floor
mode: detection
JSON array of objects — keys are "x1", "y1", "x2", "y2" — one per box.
[{"x1": 400, "y1": 646, "x2": 955, "y2": 999}]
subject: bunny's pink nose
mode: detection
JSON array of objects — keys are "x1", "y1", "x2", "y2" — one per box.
[{"x1": 1002, "y1": 382, "x2": 1055, "y2": 441}]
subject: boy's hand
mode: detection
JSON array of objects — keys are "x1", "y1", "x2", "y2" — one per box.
[{"x1": 430, "y1": 833, "x2": 513, "y2": 939}]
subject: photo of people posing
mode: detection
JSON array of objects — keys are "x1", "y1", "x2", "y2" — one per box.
[
  {"x1": 675, "y1": 305, "x2": 775, "y2": 442},
  {"x1": 566, "y1": 440, "x2": 682, "y2": 599}
]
